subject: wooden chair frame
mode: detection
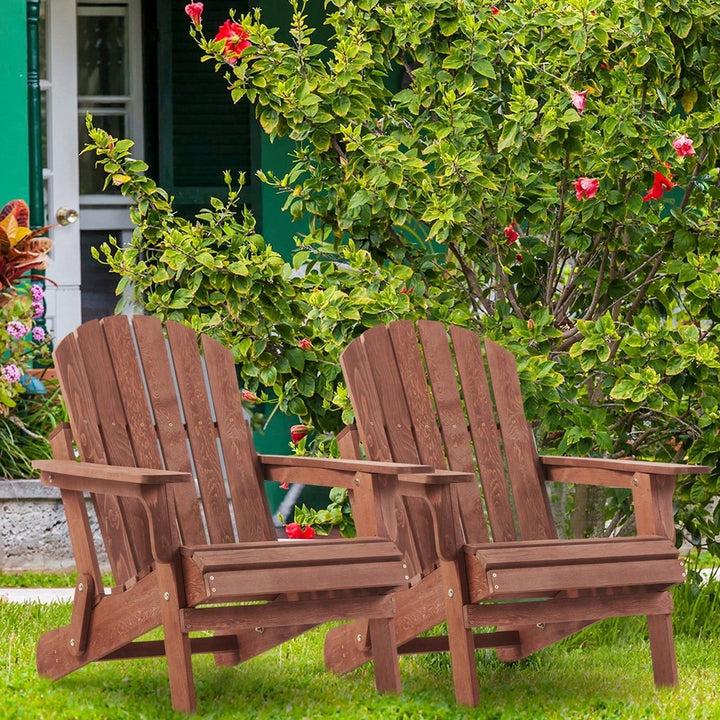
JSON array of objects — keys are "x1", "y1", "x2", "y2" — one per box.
[
  {"x1": 324, "y1": 320, "x2": 710, "y2": 705},
  {"x1": 33, "y1": 315, "x2": 468, "y2": 712}
]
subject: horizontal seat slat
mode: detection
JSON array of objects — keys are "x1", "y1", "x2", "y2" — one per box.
[
  {"x1": 207, "y1": 561, "x2": 409, "y2": 601},
  {"x1": 182, "y1": 538, "x2": 404, "y2": 572},
  {"x1": 487, "y1": 559, "x2": 685, "y2": 596},
  {"x1": 468, "y1": 537, "x2": 678, "y2": 570}
]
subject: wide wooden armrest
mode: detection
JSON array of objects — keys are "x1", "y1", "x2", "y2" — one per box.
[
  {"x1": 540, "y1": 455, "x2": 711, "y2": 488},
  {"x1": 32, "y1": 459, "x2": 190, "y2": 563},
  {"x1": 258, "y1": 454, "x2": 435, "y2": 489},
  {"x1": 33, "y1": 459, "x2": 191, "y2": 496}
]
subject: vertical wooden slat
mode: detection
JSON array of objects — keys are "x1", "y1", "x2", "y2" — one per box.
[
  {"x1": 483, "y1": 339, "x2": 556, "y2": 540},
  {"x1": 416, "y1": 321, "x2": 476, "y2": 474},
  {"x1": 100, "y1": 316, "x2": 163, "y2": 470},
  {"x1": 166, "y1": 321, "x2": 236, "y2": 544},
  {"x1": 132, "y1": 316, "x2": 206, "y2": 546},
  {"x1": 450, "y1": 326, "x2": 515, "y2": 543},
  {"x1": 75, "y1": 321, "x2": 153, "y2": 573},
  {"x1": 53, "y1": 331, "x2": 136, "y2": 583},
  {"x1": 201, "y1": 334, "x2": 276, "y2": 542},
  {"x1": 340, "y1": 339, "x2": 394, "y2": 462},
  {"x1": 386, "y1": 322, "x2": 447, "y2": 469},
  {"x1": 356, "y1": 324, "x2": 421, "y2": 464}
]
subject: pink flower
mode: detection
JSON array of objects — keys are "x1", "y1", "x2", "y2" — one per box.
[
  {"x1": 285, "y1": 522, "x2": 316, "y2": 539},
  {"x1": 299, "y1": 338, "x2": 313, "y2": 351},
  {"x1": 642, "y1": 171, "x2": 674, "y2": 202},
  {"x1": 491, "y1": 6, "x2": 500, "y2": 14},
  {"x1": 571, "y1": 89, "x2": 588, "y2": 115},
  {"x1": 2, "y1": 364, "x2": 21, "y2": 384},
  {"x1": 241, "y1": 389, "x2": 259, "y2": 403},
  {"x1": 31, "y1": 326, "x2": 46, "y2": 342},
  {"x1": 574, "y1": 177, "x2": 599, "y2": 201},
  {"x1": 184, "y1": 3, "x2": 204, "y2": 27},
  {"x1": 32, "y1": 301, "x2": 44, "y2": 318},
  {"x1": 279, "y1": 481, "x2": 290, "y2": 490},
  {"x1": 7, "y1": 321, "x2": 28, "y2": 339},
  {"x1": 215, "y1": 20, "x2": 251, "y2": 64},
  {"x1": 31, "y1": 284, "x2": 44, "y2": 301},
  {"x1": 503, "y1": 224, "x2": 519, "y2": 244},
  {"x1": 290, "y1": 424, "x2": 309, "y2": 445},
  {"x1": 672, "y1": 134, "x2": 695, "y2": 158}
]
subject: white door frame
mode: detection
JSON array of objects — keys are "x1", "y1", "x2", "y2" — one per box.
[
  {"x1": 44, "y1": 0, "x2": 143, "y2": 341},
  {"x1": 45, "y1": 0, "x2": 82, "y2": 342}
]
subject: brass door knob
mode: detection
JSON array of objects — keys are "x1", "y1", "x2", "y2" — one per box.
[{"x1": 56, "y1": 207, "x2": 79, "y2": 226}]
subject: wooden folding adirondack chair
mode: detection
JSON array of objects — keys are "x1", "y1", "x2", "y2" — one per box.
[
  {"x1": 324, "y1": 320, "x2": 711, "y2": 705},
  {"x1": 33, "y1": 315, "x2": 444, "y2": 713}
]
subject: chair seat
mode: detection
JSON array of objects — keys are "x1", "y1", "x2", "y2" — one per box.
[
  {"x1": 182, "y1": 537, "x2": 409, "y2": 603},
  {"x1": 466, "y1": 536, "x2": 684, "y2": 599}
]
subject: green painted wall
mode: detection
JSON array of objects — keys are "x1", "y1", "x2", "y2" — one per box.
[
  {"x1": 0, "y1": 3, "x2": 30, "y2": 204},
  {"x1": 258, "y1": 0, "x2": 326, "y2": 259}
]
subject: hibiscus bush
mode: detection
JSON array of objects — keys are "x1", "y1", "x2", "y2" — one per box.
[{"x1": 90, "y1": 0, "x2": 720, "y2": 553}]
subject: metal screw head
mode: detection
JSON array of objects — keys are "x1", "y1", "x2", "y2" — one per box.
[
  {"x1": 356, "y1": 634, "x2": 363, "y2": 643},
  {"x1": 354, "y1": 477, "x2": 360, "y2": 487},
  {"x1": 537, "y1": 623, "x2": 546, "y2": 630},
  {"x1": 163, "y1": 592, "x2": 170, "y2": 601},
  {"x1": 77, "y1": 583, "x2": 84, "y2": 592},
  {"x1": 447, "y1": 588, "x2": 454, "y2": 598},
  {"x1": 69, "y1": 638, "x2": 76, "y2": 647}
]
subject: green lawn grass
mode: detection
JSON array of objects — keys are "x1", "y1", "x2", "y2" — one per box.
[{"x1": 2, "y1": 581, "x2": 720, "y2": 720}]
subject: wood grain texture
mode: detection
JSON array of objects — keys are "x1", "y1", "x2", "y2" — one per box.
[
  {"x1": 330, "y1": 319, "x2": 704, "y2": 706},
  {"x1": 39, "y1": 316, "x2": 411, "y2": 712}
]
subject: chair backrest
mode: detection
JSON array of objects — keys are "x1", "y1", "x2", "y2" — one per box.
[
  {"x1": 54, "y1": 315, "x2": 276, "y2": 586},
  {"x1": 340, "y1": 321, "x2": 556, "y2": 575}
]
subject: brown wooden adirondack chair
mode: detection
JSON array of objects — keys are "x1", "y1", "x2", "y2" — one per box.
[
  {"x1": 32, "y1": 315, "x2": 449, "y2": 713},
  {"x1": 324, "y1": 320, "x2": 711, "y2": 705}
]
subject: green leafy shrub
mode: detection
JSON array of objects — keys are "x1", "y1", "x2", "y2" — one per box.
[{"x1": 90, "y1": 0, "x2": 720, "y2": 552}]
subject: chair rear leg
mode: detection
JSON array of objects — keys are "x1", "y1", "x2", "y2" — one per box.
[{"x1": 647, "y1": 613, "x2": 678, "y2": 687}]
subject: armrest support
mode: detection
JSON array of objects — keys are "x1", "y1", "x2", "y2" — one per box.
[
  {"x1": 259, "y1": 455, "x2": 474, "y2": 489},
  {"x1": 32, "y1": 459, "x2": 190, "y2": 563},
  {"x1": 540, "y1": 455, "x2": 711, "y2": 488},
  {"x1": 540, "y1": 455, "x2": 711, "y2": 541}
]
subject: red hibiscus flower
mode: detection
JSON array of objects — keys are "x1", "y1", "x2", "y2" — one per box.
[
  {"x1": 299, "y1": 338, "x2": 313, "y2": 351},
  {"x1": 491, "y1": 6, "x2": 500, "y2": 14},
  {"x1": 503, "y1": 224, "x2": 519, "y2": 244},
  {"x1": 571, "y1": 89, "x2": 588, "y2": 115},
  {"x1": 642, "y1": 171, "x2": 674, "y2": 202},
  {"x1": 241, "y1": 389, "x2": 259, "y2": 403},
  {"x1": 285, "y1": 522, "x2": 316, "y2": 539},
  {"x1": 184, "y1": 2, "x2": 203, "y2": 27},
  {"x1": 672, "y1": 134, "x2": 695, "y2": 158},
  {"x1": 215, "y1": 20, "x2": 251, "y2": 64},
  {"x1": 290, "y1": 424, "x2": 309, "y2": 444},
  {"x1": 574, "y1": 177, "x2": 599, "y2": 201}
]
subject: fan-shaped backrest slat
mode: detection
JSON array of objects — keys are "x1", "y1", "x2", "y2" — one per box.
[
  {"x1": 341, "y1": 321, "x2": 557, "y2": 557},
  {"x1": 53, "y1": 316, "x2": 276, "y2": 587}
]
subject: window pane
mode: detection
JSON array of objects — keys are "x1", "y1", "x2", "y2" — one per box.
[{"x1": 77, "y1": 8, "x2": 127, "y2": 97}]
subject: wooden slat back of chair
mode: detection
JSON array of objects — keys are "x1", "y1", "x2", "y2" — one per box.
[
  {"x1": 53, "y1": 316, "x2": 276, "y2": 587},
  {"x1": 340, "y1": 320, "x2": 556, "y2": 575}
]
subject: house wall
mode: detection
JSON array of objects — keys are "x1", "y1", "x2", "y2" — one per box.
[{"x1": 0, "y1": 3, "x2": 30, "y2": 205}]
